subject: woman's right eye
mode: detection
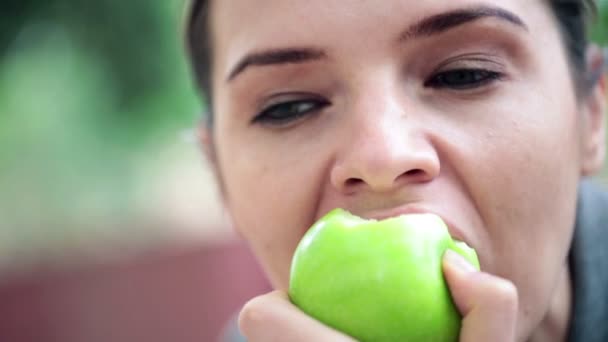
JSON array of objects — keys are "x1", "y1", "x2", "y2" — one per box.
[{"x1": 252, "y1": 99, "x2": 330, "y2": 126}]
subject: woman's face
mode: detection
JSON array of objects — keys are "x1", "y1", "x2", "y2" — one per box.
[{"x1": 207, "y1": 0, "x2": 603, "y2": 338}]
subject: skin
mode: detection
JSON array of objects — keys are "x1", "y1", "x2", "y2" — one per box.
[{"x1": 200, "y1": 0, "x2": 607, "y2": 341}]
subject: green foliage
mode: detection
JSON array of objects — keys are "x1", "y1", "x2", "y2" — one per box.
[
  {"x1": 0, "y1": 0, "x2": 201, "y2": 239},
  {"x1": 591, "y1": 0, "x2": 608, "y2": 43}
]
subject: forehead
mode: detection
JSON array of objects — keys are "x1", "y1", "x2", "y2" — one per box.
[
  {"x1": 209, "y1": 0, "x2": 555, "y2": 75},
  {"x1": 210, "y1": 0, "x2": 551, "y2": 42}
]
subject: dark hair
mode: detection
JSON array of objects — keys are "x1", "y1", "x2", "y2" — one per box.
[
  {"x1": 187, "y1": 0, "x2": 213, "y2": 122},
  {"x1": 186, "y1": 0, "x2": 598, "y2": 124},
  {"x1": 548, "y1": 0, "x2": 598, "y2": 94}
]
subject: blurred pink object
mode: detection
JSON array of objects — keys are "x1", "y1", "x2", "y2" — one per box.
[{"x1": 0, "y1": 239, "x2": 270, "y2": 342}]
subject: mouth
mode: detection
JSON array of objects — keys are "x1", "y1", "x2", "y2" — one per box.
[{"x1": 364, "y1": 205, "x2": 468, "y2": 245}]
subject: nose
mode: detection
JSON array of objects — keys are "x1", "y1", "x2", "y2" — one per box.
[{"x1": 330, "y1": 93, "x2": 440, "y2": 194}]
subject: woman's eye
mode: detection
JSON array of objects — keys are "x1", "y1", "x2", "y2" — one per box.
[
  {"x1": 253, "y1": 99, "x2": 329, "y2": 126},
  {"x1": 425, "y1": 69, "x2": 502, "y2": 90}
]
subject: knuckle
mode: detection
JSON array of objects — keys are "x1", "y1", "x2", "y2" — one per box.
[
  {"x1": 238, "y1": 296, "x2": 268, "y2": 336},
  {"x1": 488, "y1": 277, "x2": 519, "y2": 309}
]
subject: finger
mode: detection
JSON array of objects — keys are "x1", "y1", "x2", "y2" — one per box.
[
  {"x1": 443, "y1": 250, "x2": 519, "y2": 342},
  {"x1": 238, "y1": 290, "x2": 356, "y2": 342}
]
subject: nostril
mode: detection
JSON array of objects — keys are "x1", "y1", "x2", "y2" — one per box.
[
  {"x1": 404, "y1": 169, "x2": 425, "y2": 177},
  {"x1": 399, "y1": 169, "x2": 431, "y2": 183},
  {"x1": 345, "y1": 178, "x2": 365, "y2": 187}
]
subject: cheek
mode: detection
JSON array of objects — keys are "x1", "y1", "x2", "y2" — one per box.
[
  {"x1": 449, "y1": 91, "x2": 581, "y2": 330},
  {"x1": 459, "y1": 88, "x2": 581, "y2": 264},
  {"x1": 214, "y1": 129, "x2": 329, "y2": 289}
]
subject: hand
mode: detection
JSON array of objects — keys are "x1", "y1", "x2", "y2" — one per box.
[
  {"x1": 238, "y1": 290, "x2": 355, "y2": 342},
  {"x1": 239, "y1": 252, "x2": 518, "y2": 342},
  {"x1": 443, "y1": 250, "x2": 519, "y2": 342}
]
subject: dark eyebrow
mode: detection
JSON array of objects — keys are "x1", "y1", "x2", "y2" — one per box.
[
  {"x1": 400, "y1": 5, "x2": 528, "y2": 42},
  {"x1": 227, "y1": 6, "x2": 526, "y2": 82},
  {"x1": 227, "y1": 48, "x2": 326, "y2": 82}
]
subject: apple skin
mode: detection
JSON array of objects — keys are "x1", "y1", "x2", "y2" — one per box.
[{"x1": 288, "y1": 208, "x2": 480, "y2": 342}]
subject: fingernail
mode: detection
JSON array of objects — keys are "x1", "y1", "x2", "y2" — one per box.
[{"x1": 444, "y1": 249, "x2": 476, "y2": 273}]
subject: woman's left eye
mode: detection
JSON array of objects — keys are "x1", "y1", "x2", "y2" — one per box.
[{"x1": 424, "y1": 69, "x2": 503, "y2": 90}]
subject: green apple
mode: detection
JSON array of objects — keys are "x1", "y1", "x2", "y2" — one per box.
[{"x1": 288, "y1": 208, "x2": 479, "y2": 342}]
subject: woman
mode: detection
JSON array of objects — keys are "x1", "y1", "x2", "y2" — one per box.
[{"x1": 186, "y1": 1, "x2": 607, "y2": 341}]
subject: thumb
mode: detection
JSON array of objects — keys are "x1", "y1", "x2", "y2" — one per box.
[{"x1": 443, "y1": 250, "x2": 519, "y2": 342}]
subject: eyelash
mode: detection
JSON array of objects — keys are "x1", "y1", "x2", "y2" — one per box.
[
  {"x1": 252, "y1": 68, "x2": 503, "y2": 126},
  {"x1": 424, "y1": 68, "x2": 503, "y2": 89},
  {"x1": 252, "y1": 98, "x2": 330, "y2": 126}
]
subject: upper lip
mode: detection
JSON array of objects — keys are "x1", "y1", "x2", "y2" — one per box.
[{"x1": 364, "y1": 205, "x2": 468, "y2": 244}]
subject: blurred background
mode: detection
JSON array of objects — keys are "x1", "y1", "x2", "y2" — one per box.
[
  {"x1": 0, "y1": 1, "x2": 270, "y2": 341},
  {"x1": 0, "y1": 0, "x2": 227, "y2": 268},
  {"x1": 0, "y1": 1, "x2": 606, "y2": 341}
]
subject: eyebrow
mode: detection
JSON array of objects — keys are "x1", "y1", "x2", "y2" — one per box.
[
  {"x1": 227, "y1": 48, "x2": 326, "y2": 82},
  {"x1": 400, "y1": 5, "x2": 528, "y2": 41},
  {"x1": 227, "y1": 5, "x2": 528, "y2": 82}
]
